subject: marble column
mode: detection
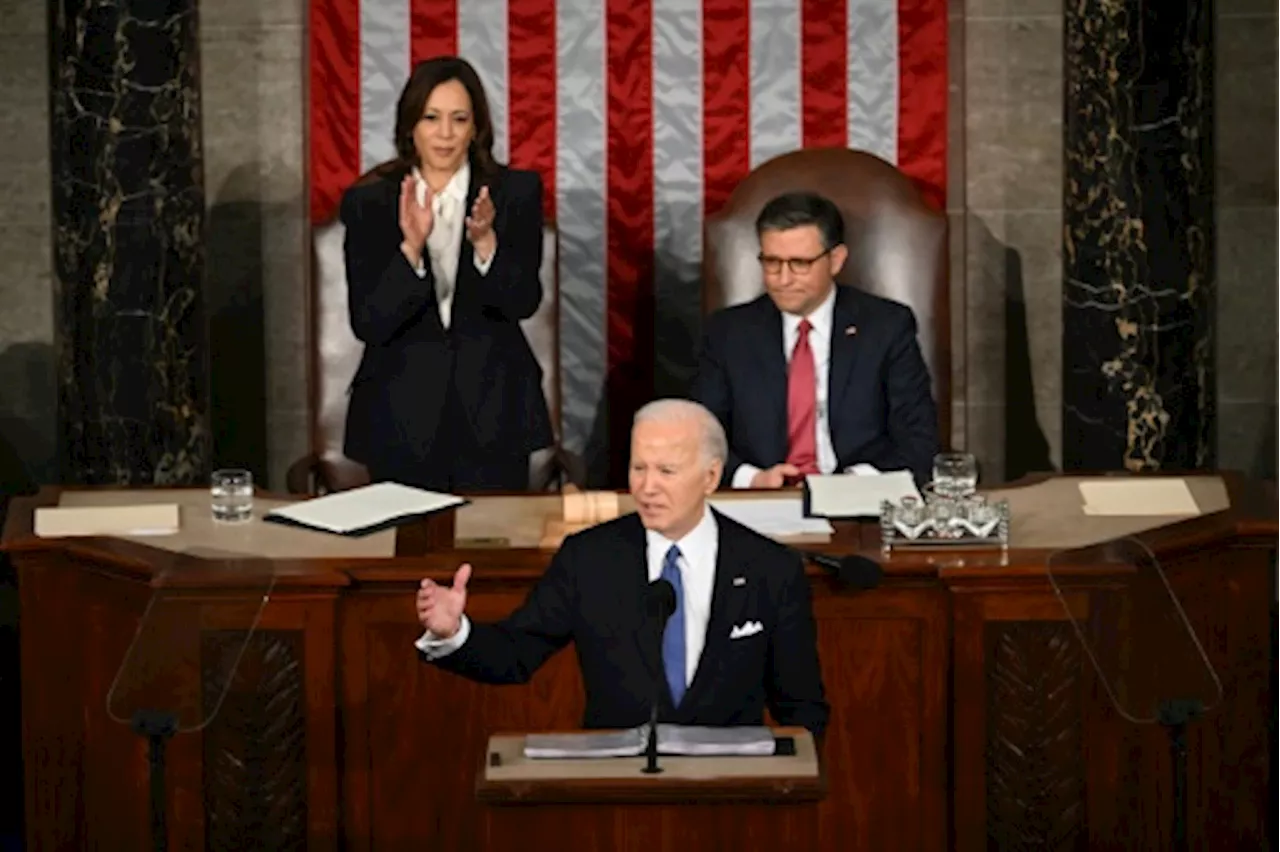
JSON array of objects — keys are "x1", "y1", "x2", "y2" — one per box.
[
  {"x1": 1062, "y1": 0, "x2": 1215, "y2": 471},
  {"x1": 50, "y1": 0, "x2": 210, "y2": 484}
]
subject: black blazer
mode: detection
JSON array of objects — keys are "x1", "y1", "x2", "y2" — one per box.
[
  {"x1": 427, "y1": 510, "x2": 830, "y2": 737},
  {"x1": 690, "y1": 285, "x2": 939, "y2": 486},
  {"x1": 339, "y1": 162, "x2": 553, "y2": 472}
]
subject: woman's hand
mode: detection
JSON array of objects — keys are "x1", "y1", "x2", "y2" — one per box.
[
  {"x1": 465, "y1": 185, "x2": 497, "y2": 262},
  {"x1": 398, "y1": 175, "x2": 434, "y2": 267}
]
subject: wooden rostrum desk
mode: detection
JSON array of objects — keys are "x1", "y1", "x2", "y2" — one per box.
[{"x1": 2, "y1": 474, "x2": 1273, "y2": 850}]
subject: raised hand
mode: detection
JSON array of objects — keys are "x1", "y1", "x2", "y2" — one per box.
[
  {"x1": 398, "y1": 175, "x2": 434, "y2": 266},
  {"x1": 465, "y1": 186, "x2": 497, "y2": 260},
  {"x1": 415, "y1": 563, "x2": 472, "y2": 638}
]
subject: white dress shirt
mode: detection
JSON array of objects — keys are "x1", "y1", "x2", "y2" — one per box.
[
  {"x1": 732, "y1": 285, "x2": 839, "y2": 488},
  {"x1": 409, "y1": 161, "x2": 495, "y2": 329},
  {"x1": 415, "y1": 507, "x2": 721, "y2": 690}
]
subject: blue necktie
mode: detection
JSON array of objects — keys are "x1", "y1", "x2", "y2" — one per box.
[{"x1": 661, "y1": 545, "x2": 687, "y2": 707}]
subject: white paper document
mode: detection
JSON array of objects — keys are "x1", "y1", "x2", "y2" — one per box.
[
  {"x1": 523, "y1": 725, "x2": 776, "y2": 760},
  {"x1": 804, "y1": 470, "x2": 922, "y2": 518},
  {"x1": 708, "y1": 497, "x2": 834, "y2": 537},
  {"x1": 263, "y1": 482, "x2": 466, "y2": 535},
  {"x1": 1078, "y1": 479, "x2": 1200, "y2": 516},
  {"x1": 655, "y1": 725, "x2": 776, "y2": 756},
  {"x1": 35, "y1": 504, "x2": 181, "y2": 538},
  {"x1": 523, "y1": 728, "x2": 648, "y2": 759}
]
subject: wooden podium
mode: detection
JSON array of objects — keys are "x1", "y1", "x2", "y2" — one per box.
[
  {"x1": 477, "y1": 729, "x2": 823, "y2": 850},
  {"x1": 1, "y1": 475, "x2": 1274, "y2": 850}
]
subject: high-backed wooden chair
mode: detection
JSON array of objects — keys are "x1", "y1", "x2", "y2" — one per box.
[
  {"x1": 702, "y1": 147, "x2": 950, "y2": 443},
  {"x1": 287, "y1": 178, "x2": 579, "y2": 494}
]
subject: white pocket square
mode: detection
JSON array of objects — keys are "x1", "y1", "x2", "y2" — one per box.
[{"x1": 729, "y1": 621, "x2": 763, "y2": 640}]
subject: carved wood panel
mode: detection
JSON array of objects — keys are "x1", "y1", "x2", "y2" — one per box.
[
  {"x1": 986, "y1": 622, "x2": 1087, "y2": 852},
  {"x1": 202, "y1": 630, "x2": 307, "y2": 851}
]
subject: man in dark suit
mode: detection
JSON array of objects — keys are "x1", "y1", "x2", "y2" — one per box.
[
  {"x1": 414, "y1": 399, "x2": 829, "y2": 736},
  {"x1": 690, "y1": 191, "x2": 939, "y2": 488}
]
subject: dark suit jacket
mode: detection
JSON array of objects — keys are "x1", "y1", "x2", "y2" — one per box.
[
  {"x1": 690, "y1": 285, "x2": 939, "y2": 486},
  {"x1": 339, "y1": 161, "x2": 553, "y2": 474},
  {"x1": 426, "y1": 510, "x2": 830, "y2": 737}
]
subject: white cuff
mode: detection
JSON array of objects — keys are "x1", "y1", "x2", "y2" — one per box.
[
  {"x1": 473, "y1": 245, "x2": 497, "y2": 275},
  {"x1": 411, "y1": 257, "x2": 428, "y2": 279},
  {"x1": 731, "y1": 463, "x2": 762, "y2": 489},
  {"x1": 414, "y1": 615, "x2": 471, "y2": 659}
]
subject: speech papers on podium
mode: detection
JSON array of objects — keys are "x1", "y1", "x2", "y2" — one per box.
[{"x1": 523, "y1": 725, "x2": 777, "y2": 759}]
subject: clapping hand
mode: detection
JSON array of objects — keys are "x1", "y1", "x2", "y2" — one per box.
[
  {"x1": 465, "y1": 186, "x2": 497, "y2": 261},
  {"x1": 398, "y1": 175, "x2": 434, "y2": 266},
  {"x1": 416, "y1": 563, "x2": 472, "y2": 639}
]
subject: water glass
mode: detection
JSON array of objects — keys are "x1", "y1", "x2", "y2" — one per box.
[
  {"x1": 211, "y1": 469, "x2": 254, "y2": 523},
  {"x1": 932, "y1": 452, "x2": 978, "y2": 499}
]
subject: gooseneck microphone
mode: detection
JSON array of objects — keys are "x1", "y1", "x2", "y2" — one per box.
[
  {"x1": 642, "y1": 579, "x2": 677, "y2": 774},
  {"x1": 797, "y1": 550, "x2": 884, "y2": 589}
]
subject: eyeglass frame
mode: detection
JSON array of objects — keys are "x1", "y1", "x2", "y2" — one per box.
[{"x1": 757, "y1": 249, "x2": 832, "y2": 276}]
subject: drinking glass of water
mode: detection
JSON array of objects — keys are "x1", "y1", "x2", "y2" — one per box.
[
  {"x1": 931, "y1": 452, "x2": 978, "y2": 499},
  {"x1": 211, "y1": 469, "x2": 254, "y2": 523}
]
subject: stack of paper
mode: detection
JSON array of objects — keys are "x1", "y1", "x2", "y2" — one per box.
[
  {"x1": 523, "y1": 727, "x2": 648, "y2": 759},
  {"x1": 804, "y1": 470, "x2": 922, "y2": 518},
  {"x1": 654, "y1": 724, "x2": 776, "y2": 756},
  {"x1": 35, "y1": 504, "x2": 180, "y2": 538},
  {"x1": 1078, "y1": 479, "x2": 1200, "y2": 516},
  {"x1": 708, "y1": 498, "x2": 834, "y2": 537},
  {"x1": 264, "y1": 482, "x2": 466, "y2": 536},
  {"x1": 522, "y1": 725, "x2": 777, "y2": 759}
]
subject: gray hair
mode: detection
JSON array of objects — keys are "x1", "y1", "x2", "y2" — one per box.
[{"x1": 633, "y1": 399, "x2": 728, "y2": 468}]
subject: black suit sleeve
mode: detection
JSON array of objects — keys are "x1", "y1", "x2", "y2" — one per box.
[
  {"x1": 477, "y1": 171, "x2": 544, "y2": 321},
  {"x1": 764, "y1": 555, "x2": 829, "y2": 737},
  {"x1": 340, "y1": 186, "x2": 441, "y2": 346},
  {"x1": 688, "y1": 319, "x2": 746, "y2": 488},
  {"x1": 426, "y1": 543, "x2": 576, "y2": 685},
  {"x1": 864, "y1": 309, "x2": 940, "y2": 484}
]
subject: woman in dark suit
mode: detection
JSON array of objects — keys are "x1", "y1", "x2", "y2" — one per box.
[{"x1": 339, "y1": 56, "x2": 552, "y2": 491}]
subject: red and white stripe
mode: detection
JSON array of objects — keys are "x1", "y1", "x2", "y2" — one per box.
[{"x1": 310, "y1": 0, "x2": 947, "y2": 471}]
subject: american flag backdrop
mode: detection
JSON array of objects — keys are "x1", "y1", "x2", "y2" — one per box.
[{"x1": 309, "y1": 0, "x2": 947, "y2": 480}]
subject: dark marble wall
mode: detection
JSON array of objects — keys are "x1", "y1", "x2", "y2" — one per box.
[
  {"x1": 50, "y1": 0, "x2": 210, "y2": 485},
  {"x1": 1062, "y1": 0, "x2": 1216, "y2": 471}
]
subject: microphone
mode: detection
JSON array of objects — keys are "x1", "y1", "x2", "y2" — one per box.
[
  {"x1": 645, "y1": 578, "x2": 677, "y2": 622},
  {"x1": 642, "y1": 578, "x2": 676, "y2": 775},
  {"x1": 798, "y1": 550, "x2": 883, "y2": 589}
]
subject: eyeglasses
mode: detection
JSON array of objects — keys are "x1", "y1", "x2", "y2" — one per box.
[{"x1": 757, "y1": 250, "x2": 830, "y2": 275}]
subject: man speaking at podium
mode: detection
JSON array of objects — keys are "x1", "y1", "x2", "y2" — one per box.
[{"x1": 414, "y1": 399, "x2": 829, "y2": 737}]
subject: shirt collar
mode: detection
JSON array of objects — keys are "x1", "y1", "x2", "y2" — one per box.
[
  {"x1": 412, "y1": 160, "x2": 471, "y2": 204},
  {"x1": 781, "y1": 283, "x2": 837, "y2": 339},
  {"x1": 644, "y1": 503, "x2": 718, "y2": 559}
]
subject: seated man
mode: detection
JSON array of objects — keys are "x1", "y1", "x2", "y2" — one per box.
[
  {"x1": 690, "y1": 191, "x2": 939, "y2": 488},
  {"x1": 414, "y1": 398, "x2": 829, "y2": 737}
]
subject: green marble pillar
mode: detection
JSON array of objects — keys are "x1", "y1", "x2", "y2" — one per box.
[
  {"x1": 50, "y1": 0, "x2": 211, "y2": 484},
  {"x1": 1062, "y1": 0, "x2": 1215, "y2": 471}
]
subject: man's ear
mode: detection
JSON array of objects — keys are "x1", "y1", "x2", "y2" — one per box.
[
  {"x1": 704, "y1": 460, "x2": 723, "y2": 494},
  {"x1": 829, "y1": 244, "x2": 849, "y2": 278}
]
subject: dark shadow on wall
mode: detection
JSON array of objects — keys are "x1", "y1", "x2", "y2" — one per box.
[
  {"x1": 969, "y1": 217, "x2": 1055, "y2": 481},
  {"x1": 206, "y1": 165, "x2": 269, "y2": 485},
  {"x1": 1252, "y1": 405, "x2": 1277, "y2": 480},
  {"x1": 580, "y1": 246, "x2": 703, "y2": 489},
  {"x1": 652, "y1": 224, "x2": 704, "y2": 401},
  {"x1": 0, "y1": 342, "x2": 58, "y2": 485}
]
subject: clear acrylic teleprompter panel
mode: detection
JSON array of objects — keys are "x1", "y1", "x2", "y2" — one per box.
[
  {"x1": 106, "y1": 559, "x2": 276, "y2": 732},
  {"x1": 1045, "y1": 536, "x2": 1222, "y2": 724}
]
